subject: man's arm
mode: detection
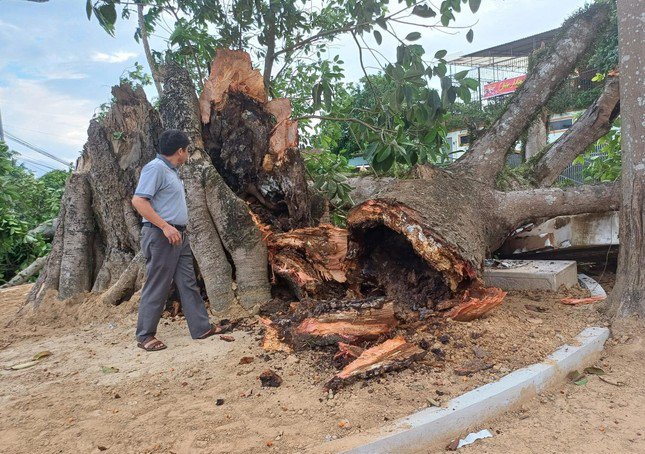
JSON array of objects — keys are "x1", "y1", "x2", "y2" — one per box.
[{"x1": 132, "y1": 196, "x2": 182, "y2": 245}]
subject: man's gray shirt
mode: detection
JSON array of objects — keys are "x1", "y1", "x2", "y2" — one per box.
[{"x1": 134, "y1": 154, "x2": 189, "y2": 226}]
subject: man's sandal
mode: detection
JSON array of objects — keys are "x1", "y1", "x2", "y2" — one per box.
[
  {"x1": 137, "y1": 337, "x2": 167, "y2": 351},
  {"x1": 198, "y1": 325, "x2": 224, "y2": 339}
]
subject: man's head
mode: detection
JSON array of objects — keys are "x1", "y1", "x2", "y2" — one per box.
[{"x1": 159, "y1": 129, "x2": 190, "y2": 166}]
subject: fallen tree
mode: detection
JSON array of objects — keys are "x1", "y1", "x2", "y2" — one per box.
[{"x1": 27, "y1": 5, "x2": 621, "y2": 322}]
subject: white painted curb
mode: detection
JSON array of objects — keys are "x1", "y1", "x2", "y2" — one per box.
[
  {"x1": 578, "y1": 273, "x2": 607, "y2": 298},
  {"x1": 337, "y1": 327, "x2": 610, "y2": 454}
]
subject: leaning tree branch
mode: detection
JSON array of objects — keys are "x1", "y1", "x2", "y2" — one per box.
[
  {"x1": 138, "y1": 3, "x2": 164, "y2": 98},
  {"x1": 0, "y1": 255, "x2": 47, "y2": 289},
  {"x1": 532, "y1": 76, "x2": 620, "y2": 187},
  {"x1": 497, "y1": 182, "x2": 620, "y2": 228},
  {"x1": 453, "y1": 4, "x2": 611, "y2": 184}
]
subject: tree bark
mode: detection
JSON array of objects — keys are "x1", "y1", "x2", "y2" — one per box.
[
  {"x1": 28, "y1": 84, "x2": 162, "y2": 308},
  {"x1": 606, "y1": 0, "x2": 644, "y2": 318},
  {"x1": 525, "y1": 110, "x2": 547, "y2": 161},
  {"x1": 454, "y1": 4, "x2": 611, "y2": 182},
  {"x1": 161, "y1": 63, "x2": 272, "y2": 314},
  {"x1": 533, "y1": 76, "x2": 621, "y2": 186}
]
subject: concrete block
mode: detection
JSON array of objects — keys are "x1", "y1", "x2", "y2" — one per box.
[
  {"x1": 332, "y1": 327, "x2": 609, "y2": 454},
  {"x1": 501, "y1": 212, "x2": 619, "y2": 255},
  {"x1": 483, "y1": 259, "x2": 577, "y2": 291}
]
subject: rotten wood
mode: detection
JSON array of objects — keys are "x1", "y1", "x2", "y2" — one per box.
[{"x1": 326, "y1": 337, "x2": 427, "y2": 390}]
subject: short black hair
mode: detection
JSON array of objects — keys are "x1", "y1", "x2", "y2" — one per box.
[{"x1": 159, "y1": 129, "x2": 190, "y2": 156}]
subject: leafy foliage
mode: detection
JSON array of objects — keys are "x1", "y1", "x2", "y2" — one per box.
[
  {"x1": 86, "y1": 0, "x2": 481, "y2": 172},
  {"x1": 574, "y1": 120, "x2": 621, "y2": 182},
  {"x1": 304, "y1": 151, "x2": 354, "y2": 226},
  {"x1": 0, "y1": 142, "x2": 69, "y2": 283}
]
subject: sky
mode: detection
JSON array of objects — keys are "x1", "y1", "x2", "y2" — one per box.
[{"x1": 0, "y1": 0, "x2": 589, "y2": 174}]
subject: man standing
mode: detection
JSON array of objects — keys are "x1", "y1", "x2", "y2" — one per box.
[{"x1": 132, "y1": 129, "x2": 217, "y2": 351}]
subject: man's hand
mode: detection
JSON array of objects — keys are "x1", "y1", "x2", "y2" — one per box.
[{"x1": 162, "y1": 224, "x2": 182, "y2": 245}]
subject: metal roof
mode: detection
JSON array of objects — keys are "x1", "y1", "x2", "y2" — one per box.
[{"x1": 448, "y1": 28, "x2": 562, "y2": 68}]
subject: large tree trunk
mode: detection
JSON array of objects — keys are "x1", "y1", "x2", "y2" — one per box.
[
  {"x1": 606, "y1": 0, "x2": 644, "y2": 318},
  {"x1": 29, "y1": 84, "x2": 161, "y2": 308},
  {"x1": 27, "y1": 4, "x2": 624, "y2": 323}
]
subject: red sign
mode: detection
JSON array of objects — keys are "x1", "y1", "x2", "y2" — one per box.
[{"x1": 483, "y1": 75, "x2": 527, "y2": 99}]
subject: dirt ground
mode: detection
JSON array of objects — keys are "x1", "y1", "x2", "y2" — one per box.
[{"x1": 0, "y1": 282, "x2": 642, "y2": 454}]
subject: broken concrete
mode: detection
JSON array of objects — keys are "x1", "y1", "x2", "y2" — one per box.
[
  {"x1": 501, "y1": 212, "x2": 619, "y2": 255},
  {"x1": 484, "y1": 260, "x2": 577, "y2": 291}
]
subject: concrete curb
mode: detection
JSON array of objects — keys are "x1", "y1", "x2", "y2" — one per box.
[
  {"x1": 578, "y1": 273, "x2": 608, "y2": 298},
  {"x1": 338, "y1": 327, "x2": 610, "y2": 454}
]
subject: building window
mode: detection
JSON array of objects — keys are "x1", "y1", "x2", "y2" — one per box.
[
  {"x1": 548, "y1": 118, "x2": 573, "y2": 132},
  {"x1": 458, "y1": 134, "x2": 470, "y2": 147}
]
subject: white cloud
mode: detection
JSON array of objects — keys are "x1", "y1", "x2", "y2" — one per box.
[
  {"x1": 44, "y1": 70, "x2": 88, "y2": 80},
  {"x1": 91, "y1": 51, "x2": 137, "y2": 63},
  {"x1": 0, "y1": 78, "x2": 95, "y2": 163}
]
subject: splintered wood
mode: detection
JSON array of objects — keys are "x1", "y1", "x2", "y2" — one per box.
[
  {"x1": 293, "y1": 302, "x2": 397, "y2": 346},
  {"x1": 267, "y1": 225, "x2": 348, "y2": 299},
  {"x1": 326, "y1": 337, "x2": 427, "y2": 390},
  {"x1": 199, "y1": 49, "x2": 267, "y2": 122},
  {"x1": 446, "y1": 287, "x2": 507, "y2": 321}
]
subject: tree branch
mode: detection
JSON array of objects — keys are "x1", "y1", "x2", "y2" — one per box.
[
  {"x1": 138, "y1": 3, "x2": 164, "y2": 98},
  {"x1": 293, "y1": 115, "x2": 392, "y2": 134},
  {"x1": 532, "y1": 76, "x2": 620, "y2": 187},
  {"x1": 273, "y1": 1, "x2": 420, "y2": 59},
  {"x1": 453, "y1": 4, "x2": 611, "y2": 184},
  {"x1": 497, "y1": 182, "x2": 620, "y2": 228}
]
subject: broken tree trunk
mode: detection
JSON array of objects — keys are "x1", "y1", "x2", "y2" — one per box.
[
  {"x1": 160, "y1": 63, "x2": 271, "y2": 314},
  {"x1": 28, "y1": 84, "x2": 161, "y2": 308},
  {"x1": 266, "y1": 224, "x2": 348, "y2": 300},
  {"x1": 200, "y1": 49, "x2": 315, "y2": 230}
]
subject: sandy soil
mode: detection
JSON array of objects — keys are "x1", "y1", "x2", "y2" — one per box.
[{"x1": 0, "y1": 283, "x2": 642, "y2": 454}]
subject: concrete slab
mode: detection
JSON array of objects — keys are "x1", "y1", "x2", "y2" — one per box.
[
  {"x1": 332, "y1": 327, "x2": 610, "y2": 454},
  {"x1": 483, "y1": 259, "x2": 577, "y2": 291},
  {"x1": 484, "y1": 260, "x2": 578, "y2": 291}
]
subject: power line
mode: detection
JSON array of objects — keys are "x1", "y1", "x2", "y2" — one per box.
[
  {"x1": 4, "y1": 131, "x2": 73, "y2": 166},
  {"x1": 15, "y1": 155, "x2": 61, "y2": 172}
]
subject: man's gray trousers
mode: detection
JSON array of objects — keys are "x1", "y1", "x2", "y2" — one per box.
[{"x1": 136, "y1": 226, "x2": 211, "y2": 342}]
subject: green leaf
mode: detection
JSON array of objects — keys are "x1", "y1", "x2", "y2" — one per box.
[
  {"x1": 440, "y1": 13, "x2": 450, "y2": 27},
  {"x1": 466, "y1": 29, "x2": 474, "y2": 43},
  {"x1": 469, "y1": 0, "x2": 482, "y2": 13},
  {"x1": 405, "y1": 32, "x2": 422, "y2": 42},
  {"x1": 435, "y1": 49, "x2": 448, "y2": 60},
  {"x1": 412, "y1": 5, "x2": 437, "y2": 18},
  {"x1": 374, "y1": 30, "x2": 382, "y2": 45},
  {"x1": 574, "y1": 377, "x2": 588, "y2": 386},
  {"x1": 99, "y1": 3, "x2": 117, "y2": 26},
  {"x1": 376, "y1": 17, "x2": 388, "y2": 29},
  {"x1": 101, "y1": 366, "x2": 119, "y2": 374},
  {"x1": 454, "y1": 69, "x2": 469, "y2": 80},
  {"x1": 86, "y1": 0, "x2": 93, "y2": 20},
  {"x1": 375, "y1": 145, "x2": 392, "y2": 163}
]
